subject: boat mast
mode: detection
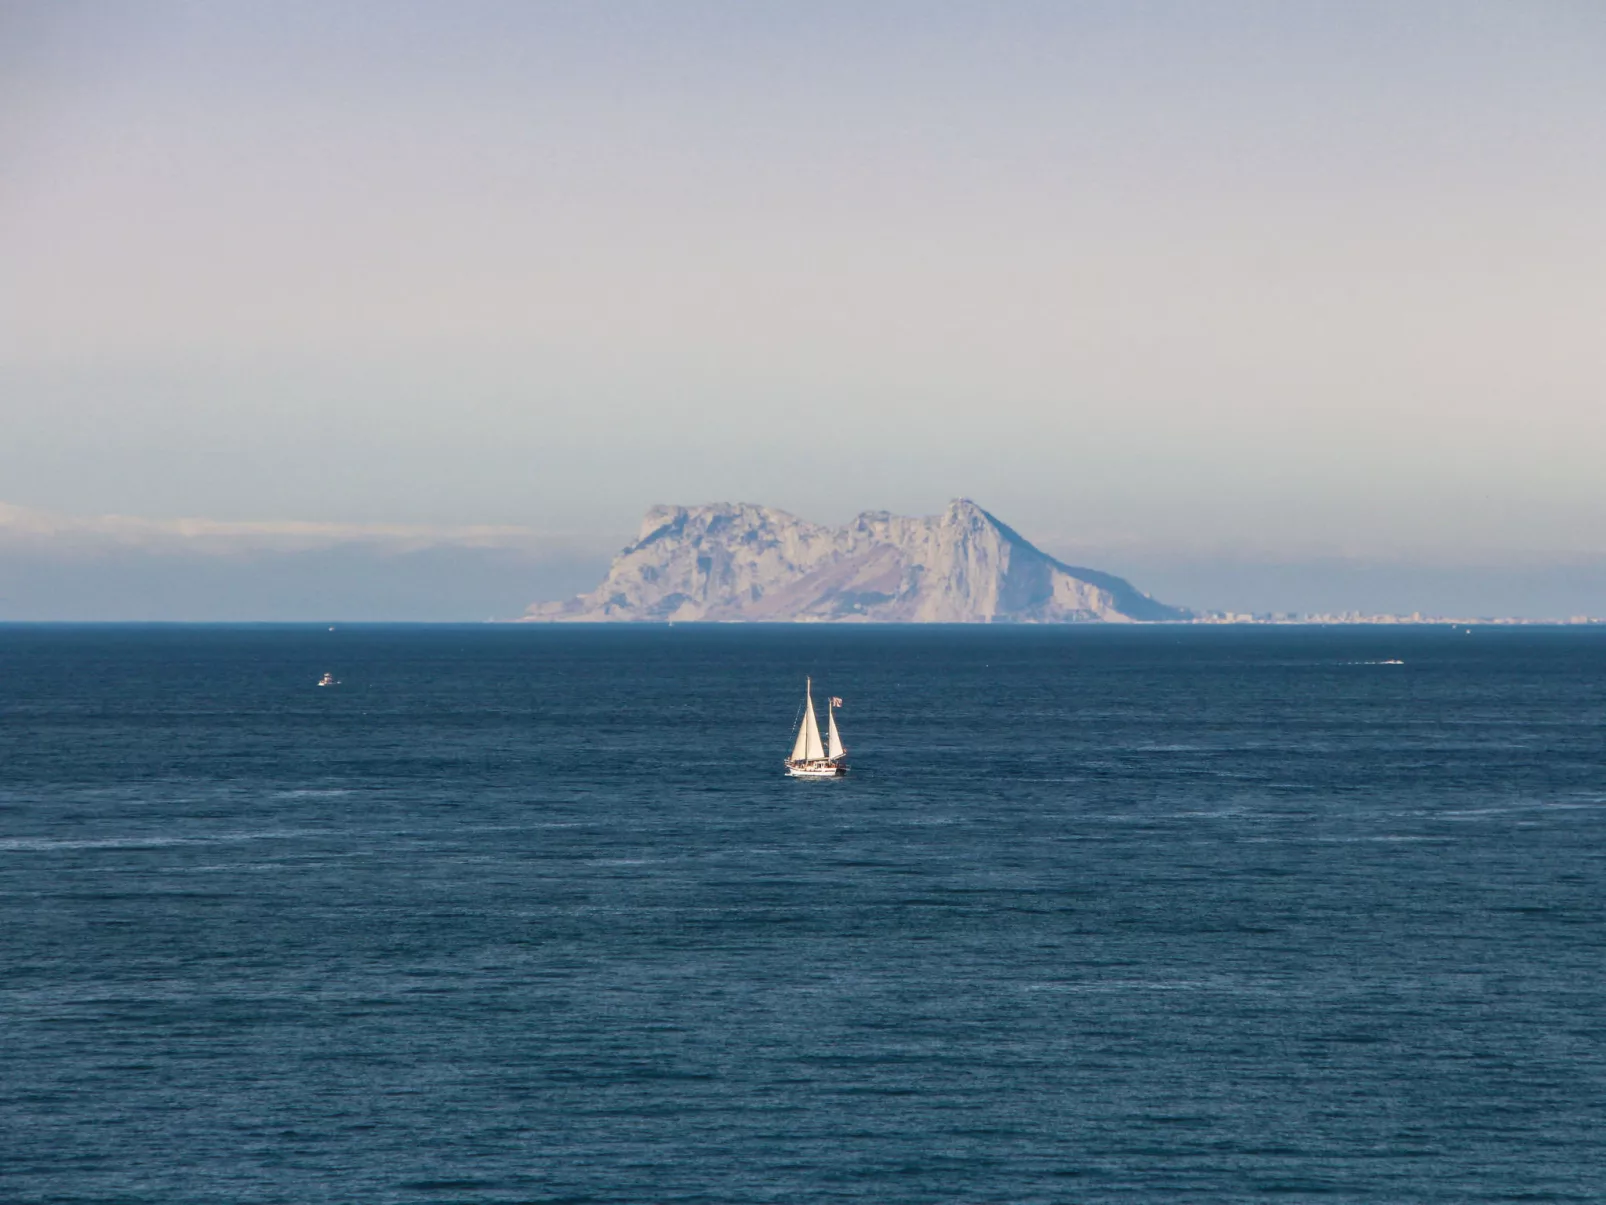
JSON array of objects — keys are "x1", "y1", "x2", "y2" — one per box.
[
  {"x1": 792, "y1": 676, "x2": 825, "y2": 762},
  {"x1": 790, "y1": 689, "x2": 812, "y2": 762}
]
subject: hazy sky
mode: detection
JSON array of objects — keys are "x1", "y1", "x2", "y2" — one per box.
[{"x1": 4, "y1": 1, "x2": 1605, "y2": 563}]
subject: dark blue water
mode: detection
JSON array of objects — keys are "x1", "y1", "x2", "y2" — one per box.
[{"x1": 2, "y1": 625, "x2": 1603, "y2": 1203}]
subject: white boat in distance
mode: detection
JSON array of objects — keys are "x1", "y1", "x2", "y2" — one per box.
[{"x1": 786, "y1": 677, "x2": 848, "y2": 778}]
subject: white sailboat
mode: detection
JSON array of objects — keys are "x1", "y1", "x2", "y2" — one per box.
[{"x1": 786, "y1": 677, "x2": 848, "y2": 778}]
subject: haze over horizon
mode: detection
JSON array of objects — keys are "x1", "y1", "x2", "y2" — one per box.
[
  {"x1": 4, "y1": 496, "x2": 1606, "y2": 622},
  {"x1": 4, "y1": 2, "x2": 1605, "y2": 618}
]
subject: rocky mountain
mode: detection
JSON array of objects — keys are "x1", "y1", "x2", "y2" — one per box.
[{"x1": 524, "y1": 499, "x2": 1188, "y2": 623}]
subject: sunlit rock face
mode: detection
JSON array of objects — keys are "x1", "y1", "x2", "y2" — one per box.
[{"x1": 525, "y1": 499, "x2": 1189, "y2": 623}]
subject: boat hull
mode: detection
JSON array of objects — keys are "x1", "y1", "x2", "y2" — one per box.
[{"x1": 785, "y1": 760, "x2": 847, "y2": 778}]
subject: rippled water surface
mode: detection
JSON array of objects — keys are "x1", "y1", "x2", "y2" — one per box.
[{"x1": 2, "y1": 624, "x2": 1604, "y2": 1203}]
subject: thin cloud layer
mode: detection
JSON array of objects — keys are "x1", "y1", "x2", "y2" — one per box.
[{"x1": 0, "y1": 503, "x2": 566, "y2": 556}]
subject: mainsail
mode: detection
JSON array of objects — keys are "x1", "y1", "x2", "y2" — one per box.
[
  {"x1": 791, "y1": 678, "x2": 825, "y2": 762},
  {"x1": 826, "y1": 703, "x2": 844, "y2": 761}
]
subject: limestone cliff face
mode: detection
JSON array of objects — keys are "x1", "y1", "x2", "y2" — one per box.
[{"x1": 524, "y1": 499, "x2": 1188, "y2": 623}]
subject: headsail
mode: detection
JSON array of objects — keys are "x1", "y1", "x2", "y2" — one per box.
[
  {"x1": 791, "y1": 678, "x2": 825, "y2": 762},
  {"x1": 826, "y1": 702, "x2": 844, "y2": 761}
]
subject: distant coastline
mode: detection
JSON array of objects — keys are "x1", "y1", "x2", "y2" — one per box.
[{"x1": 1190, "y1": 612, "x2": 1604, "y2": 626}]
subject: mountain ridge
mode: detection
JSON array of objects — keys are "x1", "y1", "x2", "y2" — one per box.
[{"x1": 525, "y1": 499, "x2": 1188, "y2": 623}]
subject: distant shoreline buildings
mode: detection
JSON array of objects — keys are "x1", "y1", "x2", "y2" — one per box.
[{"x1": 1192, "y1": 612, "x2": 1603, "y2": 626}]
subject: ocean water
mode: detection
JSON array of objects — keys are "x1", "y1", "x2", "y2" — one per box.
[{"x1": 1, "y1": 624, "x2": 1603, "y2": 1204}]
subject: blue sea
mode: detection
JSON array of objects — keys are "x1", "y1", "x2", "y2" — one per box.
[{"x1": 2, "y1": 624, "x2": 1603, "y2": 1203}]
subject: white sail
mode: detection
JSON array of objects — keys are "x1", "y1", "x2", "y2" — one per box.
[
  {"x1": 791, "y1": 678, "x2": 825, "y2": 762},
  {"x1": 826, "y1": 703, "x2": 844, "y2": 761},
  {"x1": 790, "y1": 708, "x2": 811, "y2": 761}
]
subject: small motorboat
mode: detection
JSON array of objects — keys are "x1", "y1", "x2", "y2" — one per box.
[{"x1": 317, "y1": 673, "x2": 338, "y2": 687}]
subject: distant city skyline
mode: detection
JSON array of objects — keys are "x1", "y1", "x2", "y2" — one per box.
[{"x1": 4, "y1": 2, "x2": 1605, "y2": 617}]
